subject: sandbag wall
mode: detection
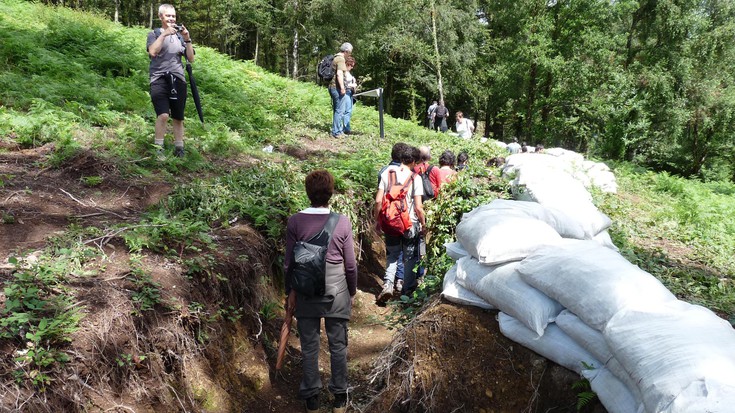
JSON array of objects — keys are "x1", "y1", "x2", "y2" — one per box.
[{"x1": 441, "y1": 150, "x2": 735, "y2": 413}]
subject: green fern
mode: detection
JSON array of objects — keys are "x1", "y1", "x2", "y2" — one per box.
[{"x1": 572, "y1": 377, "x2": 598, "y2": 411}]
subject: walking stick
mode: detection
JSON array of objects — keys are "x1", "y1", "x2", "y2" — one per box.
[{"x1": 276, "y1": 292, "x2": 296, "y2": 370}]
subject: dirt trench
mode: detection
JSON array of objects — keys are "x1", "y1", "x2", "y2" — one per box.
[{"x1": 0, "y1": 147, "x2": 604, "y2": 413}]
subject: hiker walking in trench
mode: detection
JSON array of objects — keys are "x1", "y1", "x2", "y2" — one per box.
[
  {"x1": 375, "y1": 145, "x2": 426, "y2": 303},
  {"x1": 284, "y1": 170, "x2": 357, "y2": 413}
]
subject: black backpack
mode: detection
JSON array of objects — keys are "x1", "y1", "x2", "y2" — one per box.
[
  {"x1": 420, "y1": 165, "x2": 435, "y2": 201},
  {"x1": 317, "y1": 54, "x2": 335, "y2": 83},
  {"x1": 289, "y1": 213, "x2": 339, "y2": 297}
]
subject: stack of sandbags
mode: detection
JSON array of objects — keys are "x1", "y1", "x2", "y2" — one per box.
[
  {"x1": 441, "y1": 197, "x2": 616, "y2": 311},
  {"x1": 515, "y1": 240, "x2": 735, "y2": 413},
  {"x1": 439, "y1": 167, "x2": 735, "y2": 411}
]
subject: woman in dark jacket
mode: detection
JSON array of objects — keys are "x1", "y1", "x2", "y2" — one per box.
[{"x1": 285, "y1": 169, "x2": 357, "y2": 413}]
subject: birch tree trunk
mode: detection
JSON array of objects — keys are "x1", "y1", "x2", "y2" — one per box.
[
  {"x1": 292, "y1": 28, "x2": 299, "y2": 79},
  {"x1": 431, "y1": 0, "x2": 444, "y2": 103},
  {"x1": 114, "y1": 0, "x2": 119, "y2": 23},
  {"x1": 149, "y1": 2, "x2": 154, "y2": 29},
  {"x1": 254, "y1": 29, "x2": 259, "y2": 66}
]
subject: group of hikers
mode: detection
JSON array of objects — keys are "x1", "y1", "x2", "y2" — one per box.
[
  {"x1": 143, "y1": 8, "x2": 478, "y2": 411},
  {"x1": 283, "y1": 142, "x2": 471, "y2": 412},
  {"x1": 426, "y1": 100, "x2": 476, "y2": 138}
]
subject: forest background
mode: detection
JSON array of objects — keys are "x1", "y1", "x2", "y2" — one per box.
[
  {"x1": 39, "y1": 0, "x2": 735, "y2": 183},
  {"x1": 2, "y1": 0, "x2": 735, "y2": 410}
]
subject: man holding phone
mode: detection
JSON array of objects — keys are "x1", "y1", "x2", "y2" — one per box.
[{"x1": 146, "y1": 4, "x2": 195, "y2": 158}]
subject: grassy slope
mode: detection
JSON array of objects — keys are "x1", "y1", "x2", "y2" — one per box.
[{"x1": 1, "y1": 0, "x2": 733, "y2": 334}]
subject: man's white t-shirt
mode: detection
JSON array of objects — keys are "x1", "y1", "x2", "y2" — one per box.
[
  {"x1": 456, "y1": 118, "x2": 474, "y2": 139},
  {"x1": 378, "y1": 165, "x2": 424, "y2": 224}
]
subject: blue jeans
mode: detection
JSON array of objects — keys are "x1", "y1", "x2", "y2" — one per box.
[
  {"x1": 329, "y1": 87, "x2": 348, "y2": 136},
  {"x1": 384, "y1": 232, "x2": 420, "y2": 294},
  {"x1": 343, "y1": 90, "x2": 354, "y2": 133}
]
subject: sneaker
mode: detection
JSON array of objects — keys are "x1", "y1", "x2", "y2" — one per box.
[
  {"x1": 174, "y1": 147, "x2": 185, "y2": 158},
  {"x1": 394, "y1": 279, "x2": 404, "y2": 294},
  {"x1": 332, "y1": 133, "x2": 344, "y2": 139},
  {"x1": 155, "y1": 146, "x2": 166, "y2": 160},
  {"x1": 377, "y1": 282, "x2": 393, "y2": 303},
  {"x1": 305, "y1": 394, "x2": 319, "y2": 413},
  {"x1": 333, "y1": 393, "x2": 347, "y2": 413},
  {"x1": 417, "y1": 277, "x2": 425, "y2": 287}
]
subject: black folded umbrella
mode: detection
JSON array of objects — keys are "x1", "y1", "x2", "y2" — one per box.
[{"x1": 185, "y1": 62, "x2": 204, "y2": 124}]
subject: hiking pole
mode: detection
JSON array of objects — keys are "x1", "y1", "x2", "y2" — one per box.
[{"x1": 276, "y1": 292, "x2": 295, "y2": 370}]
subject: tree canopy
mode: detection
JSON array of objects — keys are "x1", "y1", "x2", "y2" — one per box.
[{"x1": 35, "y1": 0, "x2": 735, "y2": 181}]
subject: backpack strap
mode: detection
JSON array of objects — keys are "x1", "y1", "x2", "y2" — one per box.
[{"x1": 306, "y1": 212, "x2": 340, "y2": 244}]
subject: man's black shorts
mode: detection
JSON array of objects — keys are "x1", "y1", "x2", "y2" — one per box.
[{"x1": 150, "y1": 75, "x2": 187, "y2": 120}]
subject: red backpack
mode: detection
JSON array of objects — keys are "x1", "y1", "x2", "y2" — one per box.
[{"x1": 379, "y1": 170, "x2": 416, "y2": 237}]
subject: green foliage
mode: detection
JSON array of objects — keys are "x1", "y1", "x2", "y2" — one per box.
[
  {"x1": 598, "y1": 163, "x2": 735, "y2": 319},
  {"x1": 115, "y1": 353, "x2": 147, "y2": 368},
  {"x1": 259, "y1": 301, "x2": 280, "y2": 322},
  {"x1": 0, "y1": 237, "x2": 97, "y2": 389},
  {"x1": 423, "y1": 167, "x2": 508, "y2": 283},
  {"x1": 127, "y1": 255, "x2": 164, "y2": 315},
  {"x1": 80, "y1": 175, "x2": 103, "y2": 187},
  {"x1": 572, "y1": 377, "x2": 597, "y2": 411}
]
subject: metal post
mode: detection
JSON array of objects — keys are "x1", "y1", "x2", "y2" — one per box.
[{"x1": 378, "y1": 88, "x2": 384, "y2": 139}]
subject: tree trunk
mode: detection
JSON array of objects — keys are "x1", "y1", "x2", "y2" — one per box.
[
  {"x1": 525, "y1": 61, "x2": 537, "y2": 142},
  {"x1": 431, "y1": 0, "x2": 444, "y2": 103},
  {"x1": 114, "y1": 0, "x2": 119, "y2": 23},
  {"x1": 292, "y1": 28, "x2": 299, "y2": 79},
  {"x1": 149, "y1": 2, "x2": 153, "y2": 29},
  {"x1": 254, "y1": 29, "x2": 259, "y2": 66}
]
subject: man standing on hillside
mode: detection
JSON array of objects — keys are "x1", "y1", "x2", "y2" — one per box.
[
  {"x1": 328, "y1": 43, "x2": 353, "y2": 138},
  {"x1": 147, "y1": 3, "x2": 195, "y2": 158}
]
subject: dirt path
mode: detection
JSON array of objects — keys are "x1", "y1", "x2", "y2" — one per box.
[{"x1": 0, "y1": 146, "x2": 398, "y2": 412}]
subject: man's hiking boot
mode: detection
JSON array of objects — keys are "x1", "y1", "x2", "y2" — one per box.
[
  {"x1": 305, "y1": 394, "x2": 319, "y2": 413},
  {"x1": 377, "y1": 282, "x2": 393, "y2": 304},
  {"x1": 156, "y1": 146, "x2": 166, "y2": 161},
  {"x1": 174, "y1": 147, "x2": 185, "y2": 158},
  {"x1": 333, "y1": 393, "x2": 347, "y2": 413}
]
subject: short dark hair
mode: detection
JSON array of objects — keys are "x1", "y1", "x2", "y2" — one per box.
[
  {"x1": 439, "y1": 150, "x2": 455, "y2": 167},
  {"x1": 391, "y1": 142, "x2": 409, "y2": 163},
  {"x1": 399, "y1": 146, "x2": 419, "y2": 165},
  {"x1": 486, "y1": 156, "x2": 506, "y2": 167},
  {"x1": 305, "y1": 169, "x2": 334, "y2": 207},
  {"x1": 457, "y1": 152, "x2": 469, "y2": 163}
]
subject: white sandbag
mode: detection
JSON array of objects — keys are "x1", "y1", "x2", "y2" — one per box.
[
  {"x1": 555, "y1": 310, "x2": 644, "y2": 405},
  {"x1": 518, "y1": 240, "x2": 676, "y2": 330},
  {"x1": 456, "y1": 214, "x2": 562, "y2": 265},
  {"x1": 463, "y1": 199, "x2": 589, "y2": 240},
  {"x1": 605, "y1": 301, "x2": 735, "y2": 413},
  {"x1": 582, "y1": 367, "x2": 644, "y2": 413},
  {"x1": 498, "y1": 313, "x2": 601, "y2": 375},
  {"x1": 555, "y1": 310, "x2": 612, "y2": 364},
  {"x1": 511, "y1": 166, "x2": 611, "y2": 236},
  {"x1": 441, "y1": 264, "x2": 494, "y2": 310},
  {"x1": 593, "y1": 230, "x2": 619, "y2": 251},
  {"x1": 444, "y1": 241, "x2": 469, "y2": 262},
  {"x1": 545, "y1": 147, "x2": 586, "y2": 164},
  {"x1": 607, "y1": 357, "x2": 644, "y2": 405},
  {"x1": 456, "y1": 257, "x2": 562, "y2": 336}
]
